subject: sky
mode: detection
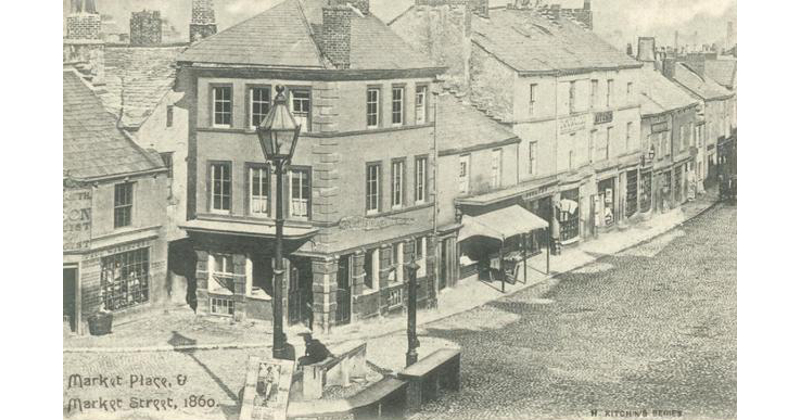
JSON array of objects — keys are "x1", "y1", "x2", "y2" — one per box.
[{"x1": 81, "y1": 0, "x2": 736, "y2": 50}]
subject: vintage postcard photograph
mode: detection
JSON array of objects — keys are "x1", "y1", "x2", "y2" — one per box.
[{"x1": 60, "y1": 1, "x2": 738, "y2": 419}]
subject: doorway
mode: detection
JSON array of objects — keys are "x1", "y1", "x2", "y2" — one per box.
[
  {"x1": 335, "y1": 255, "x2": 351, "y2": 325},
  {"x1": 63, "y1": 267, "x2": 78, "y2": 332},
  {"x1": 288, "y1": 258, "x2": 313, "y2": 329}
]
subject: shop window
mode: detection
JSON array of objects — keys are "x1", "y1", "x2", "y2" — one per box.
[
  {"x1": 598, "y1": 178, "x2": 616, "y2": 227},
  {"x1": 415, "y1": 237, "x2": 427, "y2": 278},
  {"x1": 626, "y1": 170, "x2": 638, "y2": 218},
  {"x1": 640, "y1": 171, "x2": 653, "y2": 212},
  {"x1": 363, "y1": 249, "x2": 378, "y2": 291},
  {"x1": 113, "y1": 182, "x2": 133, "y2": 228},
  {"x1": 389, "y1": 242, "x2": 404, "y2": 283},
  {"x1": 101, "y1": 248, "x2": 149, "y2": 311},
  {"x1": 210, "y1": 297, "x2": 234, "y2": 316},
  {"x1": 559, "y1": 190, "x2": 580, "y2": 242}
]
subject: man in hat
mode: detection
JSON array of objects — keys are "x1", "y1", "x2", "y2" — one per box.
[{"x1": 298, "y1": 332, "x2": 332, "y2": 367}]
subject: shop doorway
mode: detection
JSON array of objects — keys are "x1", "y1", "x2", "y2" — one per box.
[
  {"x1": 335, "y1": 256, "x2": 351, "y2": 325},
  {"x1": 288, "y1": 258, "x2": 313, "y2": 328},
  {"x1": 63, "y1": 267, "x2": 78, "y2": 332},
  {"x1": 527, "y1": 196, "x2": 552, "y2": 252},
  {"x1": 439, "y1": 239, "x2": 452, "y2": 290}
]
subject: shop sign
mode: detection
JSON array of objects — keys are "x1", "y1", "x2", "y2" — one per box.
[
  {"x1": 594, "y1": 111, "x2": 614, "y2": 125},
  {"x1": 559, "y1": 115, "x2": 586, "y2": 135},
  {"x1": 651, "y1": 121, "x2": 669, "y2": 133},
  {"x1": 339, "y1": 215, "x2": 414, "y2": 231},
  {"x1": 522, "y1": 184, "x2": 558, "y2": 201},
  {"x1": 239, "y1": 357, "x2": 294, "y2": 420},
  {"x1": 63, "y1": 187, "x2": 93, "y2": 252}
]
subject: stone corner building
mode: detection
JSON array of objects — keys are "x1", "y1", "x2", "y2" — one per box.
[
  {"x1": 177, "y1": 0, "x2": 445, "y2": 333},
  {"x1": 63, "y1": 69, "x2": 170, "y2": 334}
]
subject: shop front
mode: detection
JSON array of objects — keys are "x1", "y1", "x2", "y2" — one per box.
[
  {"x1": 625, "y1": 169, "x2": 639, "y2": 218},
  {"x1": 596, "y1": 177, "x2": 617, "y2": 230},
  {"x1": 640, "y1": 170, "x2": 653, "y2": 213},
  {"x1": 557, "y1": 188, "x2": 581, "y2": 244},
  {"x1": 658, "y1": 170, "x2": 674, "y2": 212}
]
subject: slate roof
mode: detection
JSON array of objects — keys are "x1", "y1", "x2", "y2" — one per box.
[
  {"x1": 639, "y1": 67, "x2": 698, "y2": 117},
  {"x1": 672, "y1": 62, "x2": 733, "y2": 102},
  {"x1": 177, "y1": 0, "x2": 435, "y2": 70},
  {"x1": 702, "y1": 59, "x2": 736, "y2": 90},
  {"x1": 100, "y1": 45, "x2": 185, "y2": 129},
  {"x1": 64, "y1": 70, "x2": 164, "y2": 180},
  {"x1": 436, "y1": 94, "x2": 519, "y2": 153},
  {"x1": 472, "y1": 8, "x2": 640, "y2": 74}
]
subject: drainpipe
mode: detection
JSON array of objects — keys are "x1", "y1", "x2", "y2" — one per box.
[{"x1": 432, "y1": 87, "x2": 440, "y2": 304}]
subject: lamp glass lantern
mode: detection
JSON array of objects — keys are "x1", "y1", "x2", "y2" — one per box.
[{"x1": 256, "y1": 85, "x2": 301, "y2": 163}]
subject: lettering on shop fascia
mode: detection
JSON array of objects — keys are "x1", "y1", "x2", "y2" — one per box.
[
  {"x1": 522, "y1": 184, "x2": 558, "y2": 202},
  {"x1": 63, "y1": 187, "x2": 93, "y2": 252},
  {"x1": 651, "y1": 121, "x2": 669, "y2": 133},
  {"x1": 594, "y1": 111, "x2": 614, "y2": 125},
  {"x1": 338, "y1": 215, "x2": 414, "y2": 231},
  {"x1": 82, "y1": 240, "x2": 154, "y2": 262},
  {"x1": 559, "y1": 115, "x2": 586, "y2": 135}
]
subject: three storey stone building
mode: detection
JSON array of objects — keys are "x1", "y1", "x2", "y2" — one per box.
[{"x1": 177, "y1": 0, "x2": 444, "y2": 332}]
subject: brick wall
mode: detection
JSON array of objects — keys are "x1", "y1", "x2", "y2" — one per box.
[
  {"x1": 66, "y1": 14, "x2": 101, "y2": 40},
  {"x1": 321, "y1": 5, "x2": 352, "y2": 70},
  {"x1": 130, "y1": 10, "x2": 163, "y2": 45}
]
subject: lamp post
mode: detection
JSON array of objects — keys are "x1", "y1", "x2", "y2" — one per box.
[
  {"x1": 405, "y1": 259, "x2": 421, "y2": 367},
  {"x1": 257, "y1": 85, "x2": 301, "y2": 361}
]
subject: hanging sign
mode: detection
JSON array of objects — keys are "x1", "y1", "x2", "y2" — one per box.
[{"x1": 239, "y1": 357, "x2": 295, "y2": 420}]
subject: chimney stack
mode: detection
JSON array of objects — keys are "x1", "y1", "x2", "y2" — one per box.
[
  {"x1": 726, "y1": 21, "x2": 734, "y2": 50},
  {"x1": 637, "y1": 37, "x2": 656, "y2": 63},
  {"x1": 584, "y1": 0, "x2": 591, "y2": 11},
  {"x1": 321, "y1": 3, "x2": 352, "y2": 69},
  {"x1": 626, "y1": 43, "x2": 634, "y2": 57},
  {"x1": 64, "y1": 0, "x2": 104, "y2": 83},
  {"x1": 130, "y1": 10, "x2": 163, "y2": 45},
  {"x1": 190, "y1": 0, "x2": 217, "y2": 42},
  {"x1": 550, "y1": 4, "x2": 561, "y2": 20},
  {"x1": 674, "y1": 30, "x2": 679, "y2": 50}
]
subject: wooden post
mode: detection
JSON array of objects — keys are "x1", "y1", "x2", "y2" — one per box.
[
  {"x1": 500, "y1": 241, "x2": 505, "y2": 293},
  {"x1": 546, "y1": 227, "x2": 550, "y2": 275},
  {"x1": 522, "y1": 232, "x2": 528, "y2": 284}
]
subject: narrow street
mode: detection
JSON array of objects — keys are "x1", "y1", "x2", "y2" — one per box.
[{"x1": 410, "y1": 204, "x2": 737, "y2": 420}]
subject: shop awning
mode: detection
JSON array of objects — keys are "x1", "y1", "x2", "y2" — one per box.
[
  {"x1": 459, "y1": 205, "x2": 549, "y2": 243},
  {"x1": 181, "y1": 219, "x2": 318, "y2": 240}
]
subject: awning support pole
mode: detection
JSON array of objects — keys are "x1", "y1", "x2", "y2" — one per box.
[
  {"x1": 546, "y1": 227, "x2": 551, "y2": 275},
  {"x1": 501, "y1": 241, "x2": 506, "y2": 293},
  {"x1": 523, "y1": 231, "x2": 528, "y2": 285}
]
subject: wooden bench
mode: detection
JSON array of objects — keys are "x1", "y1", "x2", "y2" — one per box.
[
  {"x1": 397, "y1": 348, "x2": 461, "y2": 413},
  {"x1": 302, "y1": 341, "x2": 367, "y2": 400}
]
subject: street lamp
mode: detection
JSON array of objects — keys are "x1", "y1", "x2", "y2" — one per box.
[
  {"x1": 405, "y1": 259, "x2": 421, "y2": 367},
  {"x1": 257, "y1": 85, "x2": 301, "y2": 361}
]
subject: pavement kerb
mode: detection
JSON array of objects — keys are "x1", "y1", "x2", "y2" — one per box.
[{"x1": 64, "y1": 199, "x2": 722, "y2": 354}]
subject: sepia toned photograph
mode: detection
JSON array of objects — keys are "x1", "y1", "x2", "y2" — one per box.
[{"x1": 62, "y1": 1, "x2": 737, "y2": 419}]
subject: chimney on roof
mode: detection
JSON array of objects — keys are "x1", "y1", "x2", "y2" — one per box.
[
  {"x1": 626, "y1": 43, "x2": 633, "y2": 57},
  {"x1": 191, "y1": 0, "x2": 217, "y2": 42},
  {"x1": 321, "y1": 3, "x2": 352, "y2": 69},
  {"x1": 674, "y1": 30, "x2": 679, "y2": 50},
  {"x1": 550, "y1": 4, "x2": 561, "y2": 20},
  {"x1": 726, "y1": 21, "x2": 734, "y2": 50},
  {"x1": 470, "y1": 0, "x2": 489, "y2": 18},
  {"x1": 637, "y1": 37, "x2": 656, "y2": 63},
  {"x1": 64, "y1": 1, "x2": 104, "y2": 83},
  {"x1": 130, "y1": 10, "x2": 163, "y2": 45},
  {"x1": 584, "y1": 0, "x2": 591, "y2": 11},
  {"x1": 662, "y1": 58, "x2": 676, "y2": 79}
]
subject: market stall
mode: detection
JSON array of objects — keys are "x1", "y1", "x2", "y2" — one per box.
[{"x1": 458, "y1": 205, "x2": 550, "y2": 292}]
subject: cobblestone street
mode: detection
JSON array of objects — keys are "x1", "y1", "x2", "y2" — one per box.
[{"x1": 409, "y1": 203, "x2": 737, "y2": 420}]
